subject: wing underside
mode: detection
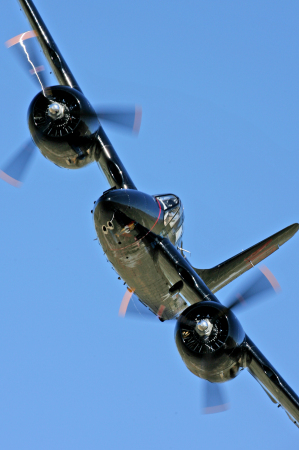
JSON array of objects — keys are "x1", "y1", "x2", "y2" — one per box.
[
  {"x1": 18, "y1": 0, "x2": 81, "y2": 90},
  {"x1": 243, "y1": 335, "x2": 299, "y2": 427},
  {"x1": 193, "y1": 223, "x2": 299, "y2": 293}
]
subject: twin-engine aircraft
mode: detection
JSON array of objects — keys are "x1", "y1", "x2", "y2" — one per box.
[{"x1": 3, "y1": 0, "x2": 299, "y2": 427}]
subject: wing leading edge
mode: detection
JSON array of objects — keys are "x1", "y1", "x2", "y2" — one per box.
[
  {"x1": 243, "y1": 335, "x2": 299, "y2": 427},
  {"x1": 192, "y1": 223, "x2": 299, "y2": 293},
  {"x1": 18, "y1": 0, "x2": 81, "y2": 90}
]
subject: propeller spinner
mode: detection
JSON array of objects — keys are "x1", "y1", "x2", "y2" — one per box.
[
  {"x1": 1, "y1": 31, "x2": 142, "y2": 187},
  {"x1": 120, "y1": 266, "x2": 281, "y2": 415}
]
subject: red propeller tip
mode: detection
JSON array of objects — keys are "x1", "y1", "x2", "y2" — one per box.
[
  {"x1": 203, "y1": 402, "x2": 230, "y2": 415},
  {"x1": 29, "y1": 65, "x2": 45, "y2": 74},
  {"x1": 259, "y1": 265, "x2": 281, "y2": 293},
  {"x1": 5, "y1": 30, "x2": 38, "y2": 48},
  {"x1": 133, "y1": 106, "x2": 142, "y2": 134},
  {"x1": 0, "y1": 170, "x2": 21, "y2": 188},
  {"x1": 118, "y1": 288, "x2": 134, "y2": 317}
]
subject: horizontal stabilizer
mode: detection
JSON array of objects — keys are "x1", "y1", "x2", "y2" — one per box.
[{"x1": 193, "y1": 223, "x2": 299, "y2": 293}]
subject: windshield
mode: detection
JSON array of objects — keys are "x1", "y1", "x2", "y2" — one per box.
[
  {"x1": 155, "y1": 194, "x2": 179, "y2": 210},
  {"x1": 155, "y1": 194, "x2": 180, "y2": 226}
]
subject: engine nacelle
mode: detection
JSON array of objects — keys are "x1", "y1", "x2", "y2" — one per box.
[
  {"x1": 175, "y1": 301, "x2": 246, "y2": 383},
  {"x1": 28, "y1": 86, "x2": 99, "y2": 169}
]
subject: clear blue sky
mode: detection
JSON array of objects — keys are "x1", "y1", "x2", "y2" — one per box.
[{"x1": 1, "y1": 1, "x2": 299, "y2": 448}]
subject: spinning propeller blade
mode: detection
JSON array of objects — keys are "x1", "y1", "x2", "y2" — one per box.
[
  {"x1": 119, "y1": 267, "x2": 280, "y2": 415},
  {"x1": 119, "y1": 288, "x2": 135, "y2": 317},
  {"x1": 214, "y1": 265, "x2": 281, "y2": 321},
  {"x1": 182, "y1": 265, "x2": 280, "y2": 414},
  {"x1": 0, "y1": 140, "x2": 36, "y2": 187},
  {"x1": 81, "y1": 106, "x2": 142, "y2": 134},
  {"x1": 119, "y1": 289, "x2": 160, "y2": 320},
  {"x1": 5, "y1": 30, "x2": 51, "y2": 94},
  {"x1": 202, "y1": 380, "x2": 230, "y2": 414},
  {"x1": 3, "y1": 31, "x2": 142, "y2": 187}
]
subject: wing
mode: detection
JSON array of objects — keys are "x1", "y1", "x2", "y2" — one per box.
[
  {"x1": 7, "y1": 0, "x2": 138, "y2": 190},
  {"x1": 243, "y1": 335, "x2": 299, "y2": 427},
  {"x1": 192, "y1": 223, "x2": 299, "y2": 293},
  {"x1": 18, "y1": 0, "x2": 81, "y2": 90}
]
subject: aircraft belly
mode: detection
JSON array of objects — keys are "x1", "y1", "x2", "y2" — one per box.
[{"x1": 103, "y1": 234, "x2": 187, "y2": 320}]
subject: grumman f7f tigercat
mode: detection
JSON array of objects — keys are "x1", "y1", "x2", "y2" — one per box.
[{"x1": 2, "y1": 0, "x2": 299, "y2": 427}]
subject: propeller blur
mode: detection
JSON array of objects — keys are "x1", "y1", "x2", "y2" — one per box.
[
  {"x1": 1, "y1": 19, "x2": 142, "y2": 187},
  {"x1": 4, "y1": 0, "x2": 299, "y2": 430}
]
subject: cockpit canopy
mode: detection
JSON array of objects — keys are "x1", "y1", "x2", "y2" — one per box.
[
  {"x1": 155, "y1": 194, "x2": 179, "y2": 210},
  {"x1": 155, "y1": 194, "x2": 182, "y2": 227}
]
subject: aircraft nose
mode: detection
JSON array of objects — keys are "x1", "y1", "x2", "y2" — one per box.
[
  {"x1": 94, "y1": 189, "x2": 130, "y2": 221},
  {"x1": 93, "y1": 188, "x2": 162, "y2": 235}
]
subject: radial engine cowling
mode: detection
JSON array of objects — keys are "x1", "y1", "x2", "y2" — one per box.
[
  {"x1": 175, "y1": 301, "x2": 246, "y2": 383},
  {"x1": 28, "y1": 86, "x2": 99, "y2": 169}
]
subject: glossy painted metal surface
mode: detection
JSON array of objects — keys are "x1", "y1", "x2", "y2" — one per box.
[
  {"x1": 175, "y1": 301, "x2": 245, "y2": 383},
  {"x1": 18, "y1": 0, "x2": 81, "y2": 90},
  {"x1": 16, "y1": 0, "x2": 299, "y2": 428},
  {"x1": 243, "y1": 336, "x2": 299, "y2": 426},
  {"x1": 28, "y1": 86, "x2": 98, "y2": 169},
  {"x1": 194, "y1": 223, "x2": 299, "y2": 293},
  {"x1": 94, "y1": 128, "x2": 137, "y2": 190},
  {"x1": 94, "y1": 187, "x2": 299, "y2": 426},
  {"x1": 94, "y1": 189, "x2": 218, "y2": 319},
  {"x1": 15, "y1": 0, "x2": 137, "y2": 188}
]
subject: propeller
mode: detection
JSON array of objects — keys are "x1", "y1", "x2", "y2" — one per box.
[
  {"x1": 80, "y1": 106, "x2": 142, "y2": 135},
  {"x1": 2, "y1": 30, "x2": 142, "y2": 187},
  {"x1": 119, "y1": 266, "x2": 280, "y2": 324},
  {"x1": 212, "y1": 265, "x2": 281, "y2": 322},
  {"x1": 0, "y1": 140, "x2": 36, "y2": 188},
  {"x1": 193, "y1": 265, "x2": 280, "y2": 414},
  {"x1": 119, "y1": 265, "x2": 281, "y2": 414},
  {"x1": 202, "y1": 380, "x2": 230, "y2": 414},
  {"x1": 119, "y1": 289, "x2": 161, "y2": 321},
  {"x1": 5, "y1": 30, "x2": 51, "y2": 95}
]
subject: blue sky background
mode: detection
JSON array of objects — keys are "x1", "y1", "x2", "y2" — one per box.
[{"x1": 1, "y1": 0, "x2": 299, "y2": 448}]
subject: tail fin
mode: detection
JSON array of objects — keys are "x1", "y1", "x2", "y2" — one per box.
[{"x1": 193, "y1": 223, "x2": 299, "y2": 293}]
